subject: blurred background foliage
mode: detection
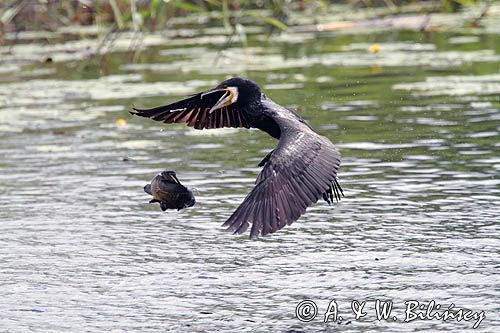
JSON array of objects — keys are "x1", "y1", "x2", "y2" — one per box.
[{"x1": 0, "y1": 0, "x2": 486, "y2": 38}]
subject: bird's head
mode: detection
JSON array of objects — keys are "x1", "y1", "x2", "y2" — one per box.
[
  {"x1": 185, "y1": 190, "x2": 196, "y2": 208},
  {"x1": 201, "y1": 77, "x2": 261, "y2": 113}
]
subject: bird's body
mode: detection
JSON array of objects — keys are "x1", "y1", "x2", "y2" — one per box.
[
  {"x1": 132, "y1": 77, "x2": 342, "y2": 237},
  {"x1": 144, "y1": 171, "x2": 196, "y2": 211}
]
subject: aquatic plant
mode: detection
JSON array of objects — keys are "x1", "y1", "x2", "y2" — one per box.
[{"x1": 0, "y1": 0, "x2": 487, "y2": 38}]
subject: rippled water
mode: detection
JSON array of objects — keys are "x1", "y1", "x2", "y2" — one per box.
[{"x1": 0, "y1": 22, "x2": 499, "y2": 332}]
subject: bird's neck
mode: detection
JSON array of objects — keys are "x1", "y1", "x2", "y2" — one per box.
[
  {"x1": 258, "y1": 98, "x2": 313, "y2": 138},
  {"x1": 254, "y1": 117, "x2": 281, "y2": 139}
]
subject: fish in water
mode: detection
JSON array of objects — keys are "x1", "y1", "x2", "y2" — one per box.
[
  {"x1": 132, "y1": 77, "x2": 343, "y2": 237},
  {"x1": 144, "y1": 171, "x2": 196, "y2": 211}
]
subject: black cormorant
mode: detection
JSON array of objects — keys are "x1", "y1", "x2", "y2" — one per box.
[{"x1": 132, "y1": 77, "x2": 343, "y2": 237}]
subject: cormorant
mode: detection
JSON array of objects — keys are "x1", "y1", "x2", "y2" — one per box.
[
  {"x1": 144, "y1": 171, "x2": 196, "y2": 211},
  {"x1": 132, "y1": 77, "x2": 343, "y2": 237}
]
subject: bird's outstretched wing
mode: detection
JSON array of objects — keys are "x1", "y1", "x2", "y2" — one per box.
[
  {"x1": 131, "y1": 91, "x2": 251, "y2": 129},
  {"x1": 222, "y1": 130, "x2": 342, "y2": 238},
  {"x1": 161, "y1": 171, "x2": 181, "y2": 184}
]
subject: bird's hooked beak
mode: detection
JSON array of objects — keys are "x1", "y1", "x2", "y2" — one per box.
[{"x1": 201, "y1": 87, "x2": 239, "y2": 113}]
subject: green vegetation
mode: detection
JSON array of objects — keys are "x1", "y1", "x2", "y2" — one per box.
[{"x1": 0, "y1": 0, "x2": 488, "y2": 40}]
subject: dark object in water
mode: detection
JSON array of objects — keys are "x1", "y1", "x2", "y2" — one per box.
[
  {"x1": 132, "y1": 77, "x2": 343, "y2": 237},
  {"x1": 144, "y1": 171, "x2": 196, "y2": 211}
]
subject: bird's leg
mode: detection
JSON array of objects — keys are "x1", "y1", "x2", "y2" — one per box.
[{"x1": 258, "y1": 149, "x2": 275, "y2": 167}]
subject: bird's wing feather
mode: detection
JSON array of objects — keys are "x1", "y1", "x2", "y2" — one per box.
[
  {"x1": 222, "y1": 130, "x2": 342, "y2": 238},
  {"x1": 131, "y1": 92, "x2": 250, "y2": 129},
  {"x1": 161, "y1": 171, "x2": 181, "y2": 184}
]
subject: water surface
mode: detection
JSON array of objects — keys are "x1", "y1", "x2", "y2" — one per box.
[{"x1": 0, "y1": 24, "x2": 499, "y2": 332}]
